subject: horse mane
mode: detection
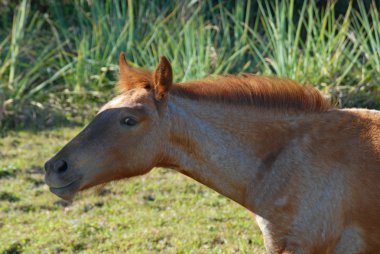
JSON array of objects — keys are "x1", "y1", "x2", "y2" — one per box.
[
  {"x1": 171, "y1": 75, "x2": 331, "y2": 112},
  {"x1": 118, "y1": 66, "x2": 331, "y2": 112}
]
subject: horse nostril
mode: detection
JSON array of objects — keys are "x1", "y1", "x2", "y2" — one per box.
[{"x1": 53, "y1": 159, "x2": 68, "y2": 174}]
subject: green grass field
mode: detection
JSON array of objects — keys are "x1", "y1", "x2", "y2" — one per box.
[
  {"x1": 0, "y1": 128, "x2": 265, "y2": 253},
  {"x1": 1, "y1": 0, "x2": 380, "y2": 253}
]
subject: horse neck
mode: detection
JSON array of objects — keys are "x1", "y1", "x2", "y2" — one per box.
[{"x1": 162, "y1": 95, "x2": 316, "y2": 210}]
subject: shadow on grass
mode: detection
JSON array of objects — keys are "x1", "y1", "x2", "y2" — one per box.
[
  {"x1": 0, "y1": 166, "x2": 18, "y2": 179},
  {"x1": 0, "y1": 191, "x2": 20, "y2": 202},
  {"x1": 2, "y1": 239, "x2": 30, "y2": 254}
]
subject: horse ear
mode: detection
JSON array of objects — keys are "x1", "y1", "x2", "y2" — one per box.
[
  {"x1": 118, "y1": 52, "x2": 153, "y2": 91},
  {"x1": 153, "y1": 56, "x2": 173, "y2": 100},
  {"x1": 119, "y1": 52, "x2": 131, "y2": 82}
]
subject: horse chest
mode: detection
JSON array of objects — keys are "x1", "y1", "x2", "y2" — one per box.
[{"x1": 256, "y1": 214, "x2": 365, "y2": 254}]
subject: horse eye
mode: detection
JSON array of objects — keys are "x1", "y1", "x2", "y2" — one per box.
[{"x1": 121, "y1": 117, "x2": 137, "y2": 126}]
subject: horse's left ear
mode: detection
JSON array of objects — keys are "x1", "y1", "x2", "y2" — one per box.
[{"x1": 153, "y1": 56, "x2": 173, "y2": 100}]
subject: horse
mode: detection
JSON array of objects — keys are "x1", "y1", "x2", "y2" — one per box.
[{"x1": 45, "y1": 53, "x2": 380, "y2": 253}]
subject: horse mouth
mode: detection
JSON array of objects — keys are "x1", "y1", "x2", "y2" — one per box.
[{"x1": 49, "y1": 178, "x2": 82, "y2": 201}]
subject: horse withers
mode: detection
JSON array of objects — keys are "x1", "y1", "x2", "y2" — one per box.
[{"x1": 45, "y1": 53, "x2": 380, "y2": 253}]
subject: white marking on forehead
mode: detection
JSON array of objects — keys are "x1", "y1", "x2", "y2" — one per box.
[
  {"x1": 98, "y1": 89, "x2": 150, "y2": 113},
  {"x1": 106, "y1": 95, "x2": 126, "y2": 108},
  {"x1": 98, "y1": 94, "x2": 128, "y2": 113}
]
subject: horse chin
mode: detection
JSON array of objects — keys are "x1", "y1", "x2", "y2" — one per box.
[{"x1": 49, "y1": 178, "x2": 82, "y2": 201}]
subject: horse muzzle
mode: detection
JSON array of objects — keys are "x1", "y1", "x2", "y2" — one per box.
[{"x1": 44, "y1": 157, "x2": 83, "y2": 201}]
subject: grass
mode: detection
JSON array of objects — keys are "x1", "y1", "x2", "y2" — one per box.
[
  {"x1": 1, "y1": 0, "x2": 380, "y2": 252},
  {"x1": 1, "y1": 1, "x2": 380, "y2": 130},
  {"x1": 0, "y1": 128, "x2": 265, "y2": 253}
]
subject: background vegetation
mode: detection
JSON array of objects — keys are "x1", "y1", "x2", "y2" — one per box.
[
  {"x1": 1, "y1": 0, "x2": 380, "y2": 131},
  {"x1": 1, "y1": 0, "x2": 380, "y2": 253}
]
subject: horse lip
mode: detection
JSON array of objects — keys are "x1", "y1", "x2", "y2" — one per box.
[{"x1": 49, "y1": 178, "x2": 82, "y2": 201}]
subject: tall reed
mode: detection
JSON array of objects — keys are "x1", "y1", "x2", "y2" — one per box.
[{"x1": 0, "y1": 0, "x2": 379, "y2": 130}]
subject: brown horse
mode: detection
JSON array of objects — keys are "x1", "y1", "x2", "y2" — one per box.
[{"x1": 45, "y1": 53, "x2": 380, "y2": 254}]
